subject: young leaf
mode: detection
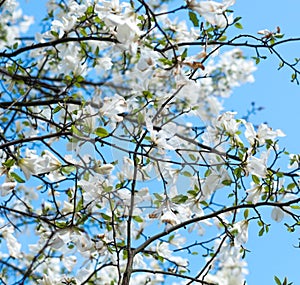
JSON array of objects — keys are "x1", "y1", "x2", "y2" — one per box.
[
  {"x1": 189, "y1": 153, "x2": 197, "y2": 161},
  {"x1": 219, "y1": 35, "x2": 227, "y2": 41},
  {"x1": 154, "y1": 193, "x2": 163, "y2": 201},
  {"x1": 252, "y1": 175, "x2": 260, "y2": 184},
  {"x1": 181, "y1": 48, "x2": 188, "y2": 61},
  {"x1": 133, "y1": 216, "x2": 143, "y2": 223},
  {"x1": 94, "y1": 127, "x2": 109, "y2": 138},
  {"x1": 3, "y1": 159, "x2": 15, "y2": 168},
  {"x1": 283, "y1": 277, "x2": 287, "y2": 285},
  {"x1": 137, "y1": 112, "x2": 144, "y2": 124},
  {"x1": 188, "y1": 11, "x2": 199, "y2": 27},
  {"x1": 101, "y1": 213, "x2": 111, "y2": 221},
  {"x1": 234, "y1": 22, "x2": 243, "y2": 29},
  {"x1": 244, "y1": 209, "x2": 249, "y2": 219},
  {"x1": 10, "y1": 172, "x2": 25, "y2": 183},
  {"x1": 71, "y1": 125, "x2": 84, "y2": 136},
  {"x1": 182, "y1": 171, "x2": 192, "y2": 177},
  {"x1": 171, "y1": 194, "x2": 188, "y2": 204},
  {"x1": 234, "y1": 16, "x2": 242, "y2": 23},
  {"x1": 222, "y1": 179, "x2": 232, "y2": 186},
  {"x1": 258, "y1": 227, "x2": 264, "y2": 236},
  {"x1": 274, "y1": 276, "x2": 281, "y2": 285}
]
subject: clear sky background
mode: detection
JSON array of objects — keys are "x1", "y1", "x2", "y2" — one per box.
[
  {"x1": 224, "y1": 1, "x2": 300, "y2": 284},
  {"x1": 16, "y1": 0, "x2": 300, "y2": 284}
]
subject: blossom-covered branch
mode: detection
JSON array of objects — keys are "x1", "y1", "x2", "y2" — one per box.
[{"x1": 0, "y1": 0, "x2": 300, "y2": 284}]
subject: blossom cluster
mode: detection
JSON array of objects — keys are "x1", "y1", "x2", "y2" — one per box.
[
  {"x1": 0, "y1": 0, "x2": 299, "y2": 284},
  {"x1": 0, "y1": 0, "x2": 33, "y2": 49}
]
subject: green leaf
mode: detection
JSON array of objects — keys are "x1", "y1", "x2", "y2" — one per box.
[
  {"x1": 153, "y1": 193, "x2": 163, "y2": 201},
  {"x1": 50, "y1": 30, "x2": 59, "y2": 38},
  {"x1": 142, "y1": 90, "x2": 153, "y2": 99},
  {"x1": 189, "y1": 154, "x2": 197, "y2": 161},
  {"x1": 274, "y1": 276, "x2": 281, "y2": 285},
  {"x1": 71, "y1": 125, "x2": 84, "y2": 136},
  {"x1": 204, "y1": 169, "x2": 211, "y2": 177},
  {"x1": 258, "y1": 227, "x2": 264, "y2": 236},
  {"x1": 290, "y1": 205, "x2": 300, "y2": 210},
  {"x1": 122, "y1": 249, "x2": 128, "y2": 259},
  {"x1": 265, "y1": 224, "x2": 269, "y2": 233},
  {"x1": 64, "y1": 75, "x2": 72, "y2": 82},
  {"x1": 55, "y1": 221, "x2": 67, "y2": 229},
  {"x1": 80, "y1": 28, "x2": 88, "y2": 37},
  {"x1": 244, "y1": 209, "x2": 249, "y2": 219},
  {"x1": 86, "y1": 5, "x2": 94, "y2": 15},
  {"x1": 103, "y1": 185, "x2": 113, "y2": 192},
  {"x1": 187, "y1": 190, "x2": 197, "y2": 197},
  {"x1": 181, "y1": 48, "x2": 188, "y2": 60},
  {"x1": 276, "y1": 172, "x2": 284, "y2": 178},
  {"x1": 182, "y1": 171, "x2": 192, "y2": 177},
  {"x1": 158, "y1": 57, "x2": 173, "y2": 66},
  {"x1": 234, "y1": 22, "x2": 243, "y2": 29},
  {"x1": 137, "y1": 112, "x2": 144, "y2": 125},
  {"x1": 168, "y1": 234, "x2": 175, "y2": 242},
  {"x1": 61, "y1": 165, "x2": 76, "y2": 175},
  {"x1": 287, "y1": 183, "x2": 296, "y2": 190},
  {"x1": 3, "y1": 159, "x2": 15, "y2": 168},
  {"x1": 278, "y1": 62, "x2": 284, "y2": 70},
  {"x1": 76, "y1": 199, "x2": 84, "y2": 212},
  {"x1": 53, "y1": 105, "x2": 62, "y2": 114},
  {"x1": 76, "y1": 214, "x2": 89, "y2": 225},
  {"x1": 101, "y1": 213, "x2": 111, "y2": 221},
  {"x1": 94, "y1": 127, "x2": 109, "y2": 138},
  {"x1": 222, "y1": 179, "x2": 232, "y2": 186},
  {"x1": 188, "y1": 11, "x2": 199, "y2": 27},
  {"x1": 133, "y1": 216, "x2": 143, "y2": 222},
  {"x1": 252, "y1": 175, "x2": 260, "y2": 184},
  {"x1": 234, "y1": 16, "x2": 242, "y2": 23},
  {"x1": 252, "y1": 56, "x2": 260, "y2": 65},
  {"x1": 10, "y1": 172, "x2": 25, "y2": 183},
  {"x1": 218, "y1": 35, "x2": 227, "y2": 41},
  {"x1": 274, "y1": 34, "x2": 284, "y2": 39},
  {"x1": 171, "y1": 194, "x2": 188, "y2": 204},
  {"x1": 76, "y1": 75, "x2": 84, "y2": 83},
  {"x1": 94, "y1": 16, "x2": 103, "y2": 25}
]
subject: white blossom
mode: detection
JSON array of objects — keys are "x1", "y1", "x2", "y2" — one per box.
[
  {"x1": 188, "y1": 0, "x2": 236, "y2": 28},
  {"x1": 245, "y1": 122, "x2": 285, "y2": 146},
  {"x1": 0, "y1": 181, "x2": 16, "y2": 196},
  {"x1": 245, "y1": 151, "x2": 270, "y2": 178},
  {"x1": 271, "y1": 206, "x2": 285, "y2": 222},
  {"x1": 2, "y1": 226, "x2": 22, "y2": 258}
]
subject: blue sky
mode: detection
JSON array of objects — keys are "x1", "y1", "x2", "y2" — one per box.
[
  {"x1": 16, "y1": 0, "x2": 300, "y2": 284},
  {"x1": 226, "y1": 0, "x2": 300, "y2": 153},
  {"x1": 225, "y1": 1, "x2": 300, "y2": 284}
]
